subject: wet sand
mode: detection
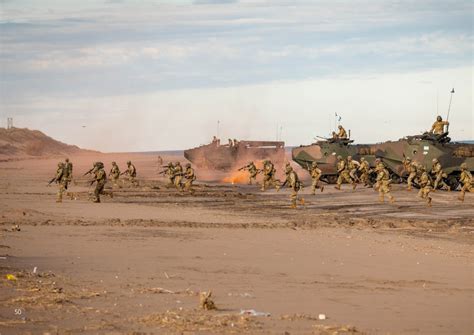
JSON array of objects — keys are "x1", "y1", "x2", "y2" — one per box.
[{"x1": 1, "y1": 153, "x2": 473, "y2": 334}]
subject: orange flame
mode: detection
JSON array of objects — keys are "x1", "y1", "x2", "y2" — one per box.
[{"x1": 222, "y1": 170, "x2": 249, "y2": 184}]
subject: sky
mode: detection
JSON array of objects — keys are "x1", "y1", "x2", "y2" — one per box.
[{"x1": 0, "y1": 0, "x2": 472, "y2": 152}]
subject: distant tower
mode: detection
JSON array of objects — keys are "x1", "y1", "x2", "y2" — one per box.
[{"x1": 7, "y1": 117, "x2": 13, "y2": 129}]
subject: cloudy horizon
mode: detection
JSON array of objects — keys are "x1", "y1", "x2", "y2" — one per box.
[{"x1": 1, "y1": 0, "x2": 472, "y2": 152}]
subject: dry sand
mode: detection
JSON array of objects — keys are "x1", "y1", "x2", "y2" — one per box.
[{"x1": 0, "y1": 152, "x2": 473, "y2": 334}]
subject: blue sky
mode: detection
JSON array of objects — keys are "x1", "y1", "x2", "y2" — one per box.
[{"x1": 0, "y1": 0, "x2": 472, "y2": 151}]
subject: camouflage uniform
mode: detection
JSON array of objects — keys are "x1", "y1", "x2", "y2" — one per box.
[
  {"x1": 92, "y1": 162, "x2": 108, "y2": 203},
  {"x1": 458, "y1": 163, "x2": 473, "y2": 202},
  {"x1": 53, "y1": 162, "x2": 68, "y2": 203},
  {"x1": 309, "y1": 161, "x2": 324, "y2": 194},
  {"x1": 376, "y1": 166, "x2": 395, "y2": 203},
  {"x1": 430, "y1": 158, "x2": 449, "y2": 191},
  {"x1": 183, "y1": 163, "x2": 196, "y2": 193},
  {"x1": 173, "y1": 162, "x2": 184, "y2": 190},
  {"x1": 372, "y1": 158, "x2": 386, "y2": 191},
  {"x1": 283, "y1": 165, "x2": 303, "y2": 208},
  {"x1": 109, "y1": 161, "x2": 121, "y2": 187},
  {"x1": 430, "y1": 116, "x2": 449, "y2": 135},
  {"x1": 125, "y1": 161, "x2": 138, "y2": 186},
  {"x1": 165, "y1": 162, "x2": 175, "y2": 186},
  {"x1": 347, "y1": 156, "x2": 360, "y2": 184},
  {"x1": 403, "y1": 158, "x2": 418, "y2": 191},
  {"x1": 337, "y1": 125, "x2": 348, "y2": 139},
  {"x1": 335, "y1": 156, "x2": 353, "y2": 190},
  {"x1": 261, "y1": 160, "x2": 280, "y2": 191},
  {"x1": 242, "y1": 162, "x2": 258, "y2": 185},
  {"x1": 417, "y1": 169, "x2": 433, "y2": 206},
  {"x1": 64, "y1": 158, "x2": 73, "y2": 182},
  {"x1": 358, "y1": 157, "x2": 370, "y2": 186}
]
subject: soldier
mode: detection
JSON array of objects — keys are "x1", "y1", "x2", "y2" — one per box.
[
  {"x1": 281, "y1": 164, "x2": 303, "y2": 209},
  {"x1": 239, "y1": 161, "x2": 258, "y2": 185},
  {"x1": 173, "y1": 162, "x2": 184, "y2": 190},
  {"x1": 375, "y1": 165, "x2": 395, "y2": 203},
  {"x1": 337, "y1": 125, "x2": 348, "y2": 139},
  {"x1": 430, "y1": 116, "x2": 449, "y2": 135},
  {"x1": 109, "y1": 161, "x2": 121, "y2": 187},
  {"x1": 64, "y1": 158, "x2": 73, "y2": 182},
  {"x1": 183, "y1": 163, "x2": 196, "y2": 193},
  {"x1": 418, "y1": 167, "x2": 433, "y2": 206},
  {"x1": 157, "y1": 156, "x2": 163, "y2": 166},
  {"x1": 358, "y1": 157, "x2": 371, "y2": 186},
  {"x1": 458, "y1": 163, "x2": 472, "y2": 202},
  {"x1": 90, "y1": 162, "x2": 109, "y2": 203},
  {"x1": 347, "y1": 156, "x2": 360, "y2": 185},
  {"x1": 163, "y1": 162, "x2": 175, "y2": 186},
  {"x1": 430, "y1": 158, "x2": 449, "y2": 191},
  {"x1": 403, "y1": 157, "x2": 418, "y2": 191},
  {"x1": 371, "y1": 158, "x2": 386, "y2": 190},
  {"x1": 335, "y1": 155, "x2": 354, "y2": 190},
  {"x1": 261, "y1": 160, "x2": 280, "y2": 191},
  {"x1": 308, "y1": 161, "x2": 324, "y2": 194},
  {"x1": 124, "y1": 161, "x2": 138, "y2": 186},
  {"x1": 49, "y1": 162, "x2": 68, "y2": 203}
]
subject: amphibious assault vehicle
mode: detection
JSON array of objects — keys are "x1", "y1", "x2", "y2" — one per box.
[
  {"x1": 292, "y1": 132, "x2": 474, "y2": 189},
  {"x1": 185, "y1": 139, "x2": 285, "y2": 171}
]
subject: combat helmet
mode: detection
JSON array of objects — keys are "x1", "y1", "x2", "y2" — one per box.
[{"x1": 460, "y1": 163, "x2": 467, "y2": 170}]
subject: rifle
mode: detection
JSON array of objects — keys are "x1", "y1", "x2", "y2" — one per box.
[
  {"x1": 47, "y1": 177, "x2": 56, "y2": 186},
  {"x1": 119, "y1": 171, "x2": 128, "y2": 176},
  {"x1": 158, "y1": 170, "x2": 167, "y2": 175},
  {"x1": 238, "y1": 166, "x2": 246, "y2": 171},
  {"x1": 83, "y1": 167, "x2": 95, "y2": 176}
]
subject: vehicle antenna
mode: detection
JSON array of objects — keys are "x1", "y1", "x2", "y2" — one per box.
[{"x1": 446, "y1": 88, "x2": 455, "y2": 131}]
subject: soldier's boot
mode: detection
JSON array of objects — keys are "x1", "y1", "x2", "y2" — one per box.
[
  {"x1": 299, "y1": 197, "x2": 305, "y2": 205},
  {"x1": 109, "y1": 191, "x2": 114, "y2": 199},
  {"x1": 389, "y1": 195, "x2": 395, "y2": 203},
  {"x1": 335, "y1": 184, "x2": 341, "y2": 190},
  {"x1": 379, "y1": 195, "x2": 385, "y2": 203},
  {"x1": 427, "y1": 197, "x2": 432, "y2": 207},
  {"x1": 352, "y1": 183, "x2": 357, "y2": 190},
  {"x1": 458, "y1": 192, "x2": 465, "y2": 202}
]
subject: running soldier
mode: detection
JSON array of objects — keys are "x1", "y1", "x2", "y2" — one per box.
[
  {"x1": 261, "y1": 160, "x2": 280, "y2": 191},
  {"x1": 109, "y1": 161, "x2": 121, "y2": 187},
  {"x1": 335, "y1": 155, "x2": 354, "y2": 190},
  {"x1": 64, "y1": 158, "x2": 73, "y2": 182},
  {"x1": 308, "y1": 161, "x2": 324, "y2": 194},
  {"x1": 347, "y1": 156, "x2": 360, "y2": 185},
  {"x1": 358, "y1": 157, "x2": 371, "y2": 186},
  {"x1": 280, "y1": 164, "x2": 303, "y2": 208},
  {"x1": 418, "y1": 167, "x2": 433, "y2": 206},
  {"x1": 430, "y1": 158, "x2": 449, "y2": 191},
  {"x1": 239, "y1": 161, "x2": 258, "y2": 185},
  {"x1": 183, "y1": 163, "x2": 196, "y2": 193},
  {"x1": 458, "y1": 163, "x2": 473, "y2": 202},
  {"x1": 49, "y1": 162, "x2": 68, "y2": 203},
  {"x1": 375, "y1": 165, "x2": 395, "y2": 203},
  {"x1": 403, "y1": 157, "x2": 418, "y2": 191},
  {"x1": 173, "y1": 162, "x2": 184, "y2": 190},
  {"x1": 123, "y1": 161, "x2": 138, "y2": 186},
  {"x1": 90, "y1": 162, "x2": 110, "y2": 203}
]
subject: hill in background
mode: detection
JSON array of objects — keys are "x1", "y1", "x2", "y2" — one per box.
[{"x1": 0, "y1": 127, "x2": 95, "y2": 160}]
